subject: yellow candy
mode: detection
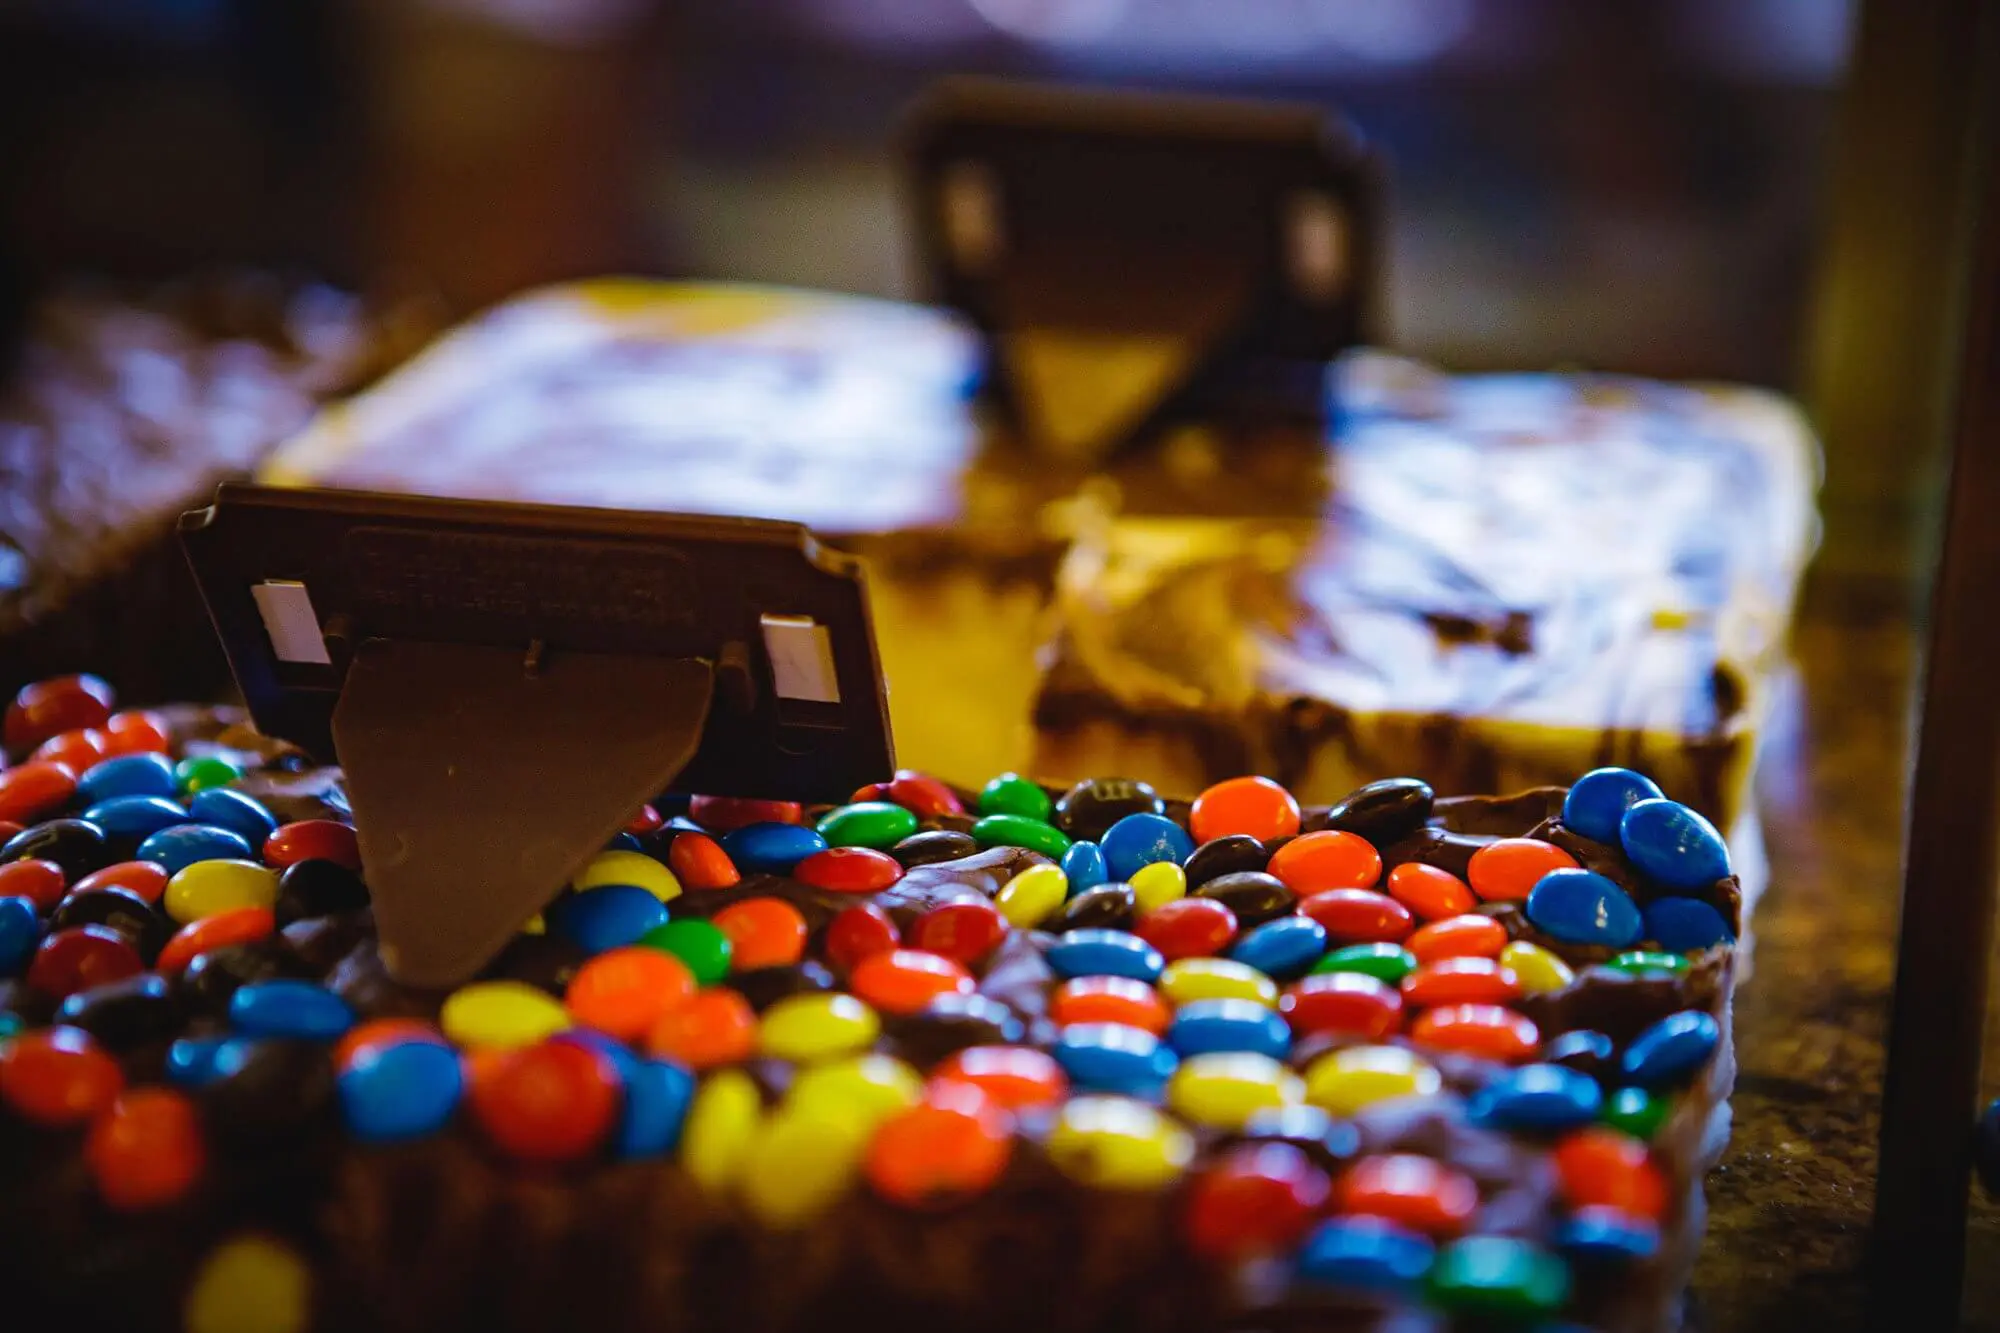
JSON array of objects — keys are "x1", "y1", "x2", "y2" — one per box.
[
  {"x1": 758, "y1": 992, "x2": 881, "y2": 1063},
  {"x1": 521, "y1": 913, "x2": 546, "y2": 936},
  {"x1": 1159, "y1": 958, "x2": 1279, "y2": 1008},
  {"x1": 183, "y1": 1233, "x2": 310, "y2": 1333},
  {"x1": 163, "y1": 859, "x2": 279, "y2": 925},
  {"x1": 438, "y1": 980, "x2": 571, "y2": 1051},
  {"x1": 787, "y1": 1055, "x2": 922, "y2": 1130},
  {"x1": 1500, "y1": 940, "x2": 1575, "y2": 995},
  {"x1": 683, "y1": 1069, "x2": 763, "y2": 1194},
  {"x1": 738, "y1": 1104, "x2": 873, "y2": 1228},
  {"x1": 995, "y1": 863, "x2": 1068, "y2": 928},
  {"x1": 1045, "y1": 1095, "x2": 1193, "y2": 1189},
  {"x1": 1130, "y1": 861, "x2": 1188, "y2": 913},
  {"x1": 1166, "y1": 1052, "x2": 1304, "y2": 1130},
  {"x1": 571, "y1": 850, "x2": 681, "y2": 903},
  {"x1": 1304, "y1": 1044, "x2": 1442, "y2": 1116}
]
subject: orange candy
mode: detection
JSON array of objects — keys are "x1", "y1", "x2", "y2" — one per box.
[
  {"x1": 713, "y1": 898, "x2": 809, "y2": 971},
  {"x1": 32, "y1": 728, "x2": 108, "y2": 774},
  {"x1": 154, "y1": 906, "x2": 276, "y2": 976},
  {"x1": 335, "y1": 1018, "x2": 447, "y2": 1071},
  {"x1": 849, "y1": 949, "x2": 975, "y2": 1015},
  {"x1": 1189, "y1": 776, "x2": 1302, "y2": 845},
  {"x1": 72, "y1": 860, "x2": 172, "y2": 906},
  {"x1": 1299, "y1": 889, "x2": 1414, "y2": 944},
  {"x1": 1385, "y1": 862, "x2": 1477, "y2": 921},
  {"x1": 1553, "y1": 1127, "x2": 1668, "y2": 1221},
  {"x1": 864, "y1": 1082, "x2": 1013, "y2": 1207},
  {"x1": 84, "y1": 1088, "x2": 204, "y2": 1211},
  {"x1": 1268, "y1": 831, "x2": 1383, "y2": 896},
  {"x1": 1049, "y1": 976, "x2": 1170, "y2": 1035},
  {"x1": 667, "y1": 832, "x2": 740, "y2": 891},
  {"x1": 930, "y1": 1046, "x2": 1069, "y2": 1112},
  {"x1": 0, "y1": 858, "x2": 66, "y2": 913},
  {"x1": 1399, "y1": 957, "x2": 1523, "y2": 1008},
  {"x1": 646, "y1": 987, "x2": 757, "y2": 1069},
  {"x1": 0, "y1": 761, "x2": 78, "y2": 824},
  {"x1": 1405, "y1": 913, "x2": 1510, "y2": 963},
  {"x1": 1336, "y1": 1153, "x2": 1480, "y2": 1237},
  {"x1": 1408, "y1": 1004, "x2": 1539, "y2": 1063},
  {"x1": 102, "y1": 709, "x2": 172, "y2": 757},
  {"x1": 467, "y1": 1038, "x2": 620, "y2": 1163},
  {"x1": 565, "y1": 946, "x2": 696, "y2": 1041},
  {"x1": 0, "y1": 1026, "x2": 123, "y2": 1127},
  {"x1": 1466, "y1": 838, "x2": 1579, "y2": 903}
]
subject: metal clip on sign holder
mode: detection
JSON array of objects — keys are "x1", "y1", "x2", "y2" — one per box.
[{"x1": 179, "y1": 484, "x2": 894, "y2": 989}]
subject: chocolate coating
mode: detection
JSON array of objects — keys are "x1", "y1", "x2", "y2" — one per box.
[{"x1": 1182, "y1": 834, "x2": 1270, "y2": 888}]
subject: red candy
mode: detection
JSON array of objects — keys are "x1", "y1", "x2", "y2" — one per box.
[
  {"x1": 0, "y1": 761, "x2": 79, "y2": 824},
  {"x1": 32, "y1": 728, "x2": 108, "y2": 774},
  {"x1": 908, "y1": 900, "x2": 1009, "y2": 967},
  {"x1": 1189, "y1": 776, "x2": 1302, "y2": 845},
  {"x1": 792, "y1": 846, "x2": 902, "y2": 894},
  {"x1": 85, "y1": 1088, "x2": 204, "y2": 1211},
  {"x1": 72, "y1": 860, "x2": 171, "y2": 906},
  {"x1": 1135, "y1": 897, "x2": 1238, "y2": 961},
  {"x1": 1385, "y1": 862, "x2": 1477, "y2": 921},
  {"x1": 1400, "y1": 957, "x2": 1522, "y2": 1008},
  {"x1": 1298, "y1": 889, "x2": 1413, "y2": 943},
  {"x1": 1336, "y1": 1153, "x2": 1479, "y2": 1238},
  {"x1": 825, "y1": 904, "x2": 901, "y2": 973},
  {"x1": 884, "y1": 770, "x2": 965, "y2": 819},
  {"x1": 0, "y1": 1026, "x2": 123, "y2": 1127},
  {"x1": 335, "y1": 1018, "x2": 448, "y2": 1071},
  {"x1": 1553, "y1": 1128, "x2": 1667, "y2": 1221},
  {"x1": 263, "y1": 820, "x2": 362, "y2": 872},
  {"x1": 848, "y1": 783, "x2": 887, "y2": 804},
  {"x1": 849, "y1": 949, "x2": 974, "y2": 1015},
  {"x1": 467, "y1": 1038, "x2": 620, "y2": 1163},
  {"x1": 667, "y1": 832, "x2": 740, "y2": 891},
  {"x1": 930, "y1": 1046, "x2": 1068, "y2": 1112},
  {"x1": 1405, "y1": 914, "x2": 1509, "y2": 963},
  {"x1": 1183, "y1": 1142, "x2": 1330, "y2": 1260},
  {"x1": 565, "y1": 947, "x2": 696, "y2": 1041},
  {"x1": 154, "y1": 907, "x2": 275, "y2": 976},
  {"x1": 0, "y1": 858, "x2": 66, "y2": 912},
  {"x1": 28, "y1": 925, "x2": 144, "y2": 1000},
  {"x1": 1278, "y1": 971, "x2": 1403, "y2": 1040},
  {"x1": 6, "y1": 675, "x2": 114, "y2": 753},
  {"x1": 1268, "y1": 830, "x2": 1383, "y2": 896},
  {"x1": 1408, "y1": 1004, "x2": 1540, "y2": 1063},
  {"x1": 688, "y1": 795, "x2": 802, "y2": 833},
  {"x1": 645, "y1": 988, "x2": 757, "y2": 1069},
  {"x1": 101, "y1": 710, "x2": 171, "y2": 757},
  {"x1": 864, "y1": 1082, "x2": 1012, "y2": 1207},
  {"x1": 1049, "y1": 976, "x2": 1169, "y2": 1035},
  {"x1": 1466, "y1": 838, "x2": 1579, "y2": 903},
  {"x1": 625, "y1": 805, "x2": 664, "y2": 836},
  {"x1": 712, "y1": 898, "x2": 809, "y2": 970}
]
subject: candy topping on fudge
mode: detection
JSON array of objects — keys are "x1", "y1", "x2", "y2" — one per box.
[{"x1": 0, "y1": 675, "x2": 1740, "y2": 1331}]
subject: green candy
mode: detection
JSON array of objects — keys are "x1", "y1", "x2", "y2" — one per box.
[
  {"x1": 1605, "y1": 950, "x2": 1689, "y2": 978},
  {"x1": 1312, "y1": 942, "x2": 1418, "y2": 985},
  {"x1": 978, "y1": 773, "x2": 1053, "y2": 823},
  {"x1": 970, "y1": 813, "x2": 1071, "y2": 860},
  {"x1": 640, "y1": 919, "x2": 732, "y2": 985},
  {"x1": 175, "y1": 754, "x2": 242, "y2": 796},
  {"x1": 1602, "y1": 1085, "x2": 1670, "y2": 1141},
  {"x1": 1425, "y1": 1237, "x2": 1570, "y2": 1322},
  {"x1": 816, "y1": 801, "x2": 920, "y2": 850}
]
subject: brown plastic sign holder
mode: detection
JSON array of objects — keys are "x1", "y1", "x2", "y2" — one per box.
[
  {"x1": 904, "y1": 77, "x2": 1378, "y2": 465},
  {"x1": 178, "y1": 484, "x2": 894, "y2": 989}
]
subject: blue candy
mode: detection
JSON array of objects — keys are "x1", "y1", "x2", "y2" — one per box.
[
  {"x1": 721, "y1": 822, "x2": 827, "y2": 875},
  {"x1": 0, "y1": 897, "x2": 40, "y2": 976},
  {"x1": 605, "y1": 832, "x2": 645, "y2": 853},
  {"x1": 165, "y1": 1035, "x2": 238, "y2": 1087},
  {"x1": 1618, "y1": 798, "x2": 1730, "y2": 890},
  {"x1": 77, "y1": 752, "x2": 176, "y2": 803},
  {"x1": 229, "y1": 979, "x2": 355, "y2": 1041},
  {"x1": 1045, "y1": 929, "x2": 1165, "y2": 983},
  {"x1": 1560, "y1": 768, "x2": 1664, "y2": 845},
  {"x1": 1242, "y1": 1103, "x2": 1362, "y2": 1161},
  {"x1": 548, "y1": 884, "x2": 672, "y2": 955},
  {"x1": 1556, "y1": 1211, "x2": 1660, "y2": 1265},
  {"x1": 189, "y1": 787, "x2": 278, "y2": 845},
  {"x1": 615, "y1": 1058, "x2": 697, "y2": 1158},
  {"x1": 1099, "y1": 813, "x2": 1195, "y2": 882},
  {"x1": 1468, "y1": 1063, "x2": 1603, "y2": 1132},
  {"x1": 1052, "y1": 1022, "x2": 1178, "y2": 1096},
  {"x1": 1227, "y1": 915, "x2": 1327, "y2": 979},
  {"x1": 1060, "y1": 840, "x2": 1110, "y2": 894},
  {"x1": 339, "y1": 1039, "x2": 463, "y2": 1143},
  {"x1": 1525, "y1": 869, "x2": 1642, "y2": 948},
  {"x1": 136, "y1": 822, "x2": 253, "y2": 874},
  {"x1": 85, "y1": 795, "x2": 190, "y2": 840},
  {"x1": 1168, "y1": 998, "x2": 1291, "y2": 1059},
  {"x1": 1295, "y1": 1217, "x2": 1436, "y2": 1291},
  {"x1": 1620, "y1": 1010, "x2": 1720, "y2": 1088},
  {"x1": 1642, "y1": 896, "x2": 1733, "y2": 952}
]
